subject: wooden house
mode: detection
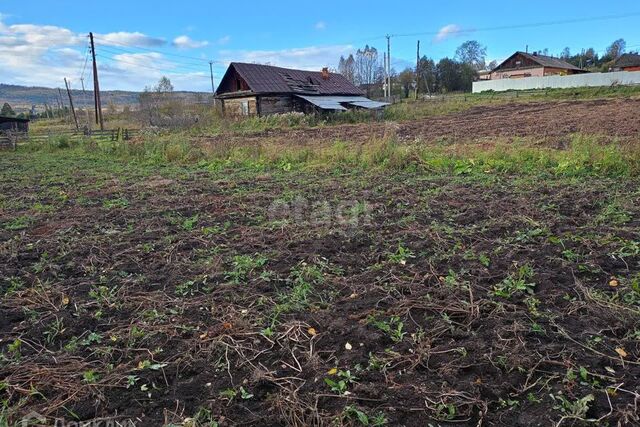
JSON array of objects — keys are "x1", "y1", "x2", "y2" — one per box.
[
  {"x1": 490, "y1": 52, "x2": 587, "y2": 80},
  {"x1": 0, "y1": 116, "x2": 29, "y2": 132},
  {"x1": 215, "y1": 63, "x2": 388, "y2": 116},
  {"x1": 614, "y1": 53, "x2": 640, "y2": 72}
]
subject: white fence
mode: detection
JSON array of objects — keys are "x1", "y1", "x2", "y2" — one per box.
[{"x1": 473, "y1": 71, "x2": 640, "y2": 93}]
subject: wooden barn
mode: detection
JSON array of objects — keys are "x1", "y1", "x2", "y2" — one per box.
[
  {"x1": 0, "y1": 116, "x2": 29, "y2": 133},
  {"x1": 215, "y1": 63, "x2": 388, "y2": 116},
  {"x1": 490, "y1": 52, "x2": 587, "y2": 80}
]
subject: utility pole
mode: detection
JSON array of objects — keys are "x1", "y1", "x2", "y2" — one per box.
[
  {"x1": 64, "y1": 78, "x2": 79, "y2": 131},
  {"x1": 58, "y1": 88, "x2": 66, "y2": 120},
  {"x1": 209, "y1": 61, "x2": 216, "y2": 106},
  {"x1": 80, "y1": 77, "x2": 91, "y2": 127},
  {"x1": 415, "y1": 40, "x2": 420, "y2": 100},
  {"x1": 89, "y1": 32, "x2": 104, "y2": 130},
  {"x1": 386, "y1": 35, "x2": 391, "y2": 102}
]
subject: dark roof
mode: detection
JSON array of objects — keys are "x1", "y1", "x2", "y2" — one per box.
[
  {"x1": 0, "y1": 115, "x2": 29, "y2": 123},
  {"x1": 493, "y1": 51, "x2": 586, "y2": 73},
  {"x1": 217, "y1": 62, "x2": 364, "y2": 96},
  {"x1": 615, "y1": 53, "x2": 640, "y2": 68}
]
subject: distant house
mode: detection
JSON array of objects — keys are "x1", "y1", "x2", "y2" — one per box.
[
  {"x1": 614, "y1": 53, "x2": 640, "y2": 72},
  {"x1": 0, "y1": 116, "x2": 29, "y2": 133},
  {"x1": 490, "y1": 52, "x2": 587, "y2": 80},
  {"x1": 215, "y1": 62, "x2": 388, "y2": 116}
]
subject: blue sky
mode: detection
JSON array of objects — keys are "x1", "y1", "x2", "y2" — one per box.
[{"x1": 1, "y1": 1, "x2": 639, "y2": 91}]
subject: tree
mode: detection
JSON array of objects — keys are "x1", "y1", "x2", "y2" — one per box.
[
  {"x1": 606, "y1": 38, "x2": 626, "y2": 59},
  {"x1": 437, "y1": 58, "x2": 462, "y2": 93},
  {"x1": 454, "y1": 40, "x2": 487, "y2": 71},
  {"x1": 1, "y1": 102, "x2": 15, "y2": 117},
  {"x1": 155, "y1": 76, "x2": 174, "y2": 93},
  {"x1": 338, "y1": 54, "x2": 356, "y2": 84},
  {"x1": 560, "y1": 47, "x2": 571, "y2": 59},
  {"x1": 398, "y1": 68, "x2": 415, "y2": 98},
  {"x1": 417, "y1": 56, "x2": 438, "y2": 94},
  {"x1": 354, "y1": 45, "x2": 380, "y2": 97}
]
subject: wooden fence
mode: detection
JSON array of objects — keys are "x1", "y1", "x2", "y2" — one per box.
[{"x1": 0, "y1": 128, "x2": 140, "y2": 150}]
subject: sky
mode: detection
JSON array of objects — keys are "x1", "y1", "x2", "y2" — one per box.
[{"x1": 1, "y1": 1, "x2": 639, "y2": 92}]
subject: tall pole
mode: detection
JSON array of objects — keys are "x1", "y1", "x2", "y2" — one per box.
[
  {"x1": 80, "y1": 77, "x2": 91, "y2": 127},
  {"x1": 209, "y1": 61, "x2": 216, "y2": 106},
  {"x1": 386, "y1": 35, "x2": 391, "y2": 102},
  {"x1": 89, "y1": 32, "x2": 104, "y2": 130},
  {"x1": 64, "y1": 78, "x2": 79, "y2": 131},
  {"x1": 415, "y1": 40, "x2": 420, "y2": 100},
  {"x1": 58, "y1": 88, "x2": 66, "y2": 119}
]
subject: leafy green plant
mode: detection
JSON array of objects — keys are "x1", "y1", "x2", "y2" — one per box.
[
  {"x1": 493, "y1": 264, "x2": 535, "y2": 298},
  {"x1": 388, "y1": 245, "x2": 415, "y2": 265},
  {"x1": 368, "y1": 316, "x2": 406, "y2": 343},
  {"x1": 3, "y1": 215, "x2": 31, "y2": 231},
  {"x1": 324, "y1": 370, "x2": 357, "y2": 395},
  {"x1": 342, "y1": 405, "x2": 388, "y2": 426},
  {"x1": 182, "y1": 214, "x2": 199, "y2": 231},
  {"x1": 225, "y1": 254, "x2": 268, "y2": 284},
  {"x1": 82, "y1": 370, "x2": 99, "y2": 384},
  {"x1": 102, "y1": 197, "x2": 129, "y2": 209},
  {"x1": 550, "y1": 393, "x2": 594, "y2": 418}
]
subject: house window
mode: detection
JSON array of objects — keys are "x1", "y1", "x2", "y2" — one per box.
[
  {"x1": 241, "y1": 101, "x2": 249, "y2": 115},
  {"x1": 236, "y1": 79, "x2": 242, "y2": 91},
  {"x1": 515, "y1": 60, "x2": 522, "y2": 67}
]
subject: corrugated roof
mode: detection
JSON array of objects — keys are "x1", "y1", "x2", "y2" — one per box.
[
  {"x1": 493, "y1": 52, "x2": 585, "y2": 72},
  {"x1": 295, "y1": 95, "x2": 389, "y2": 111},
  {"x1": 219, "y1": 63, "x2": 365, "y2": 96},
  {"x1": 615, "y1": 53, "x2": 640, "y2": 68}
]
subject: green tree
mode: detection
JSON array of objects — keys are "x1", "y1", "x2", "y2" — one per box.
[
  {"x1": 155, "y1": 76, "x2": 174, "y2": 93},
  {"x1": 398, "y1": 68, "x2": 415, "y2": 98},
  {"x1": 454, "y1": 40, "x2": 487, "y2": 71},
  {"x1": 606, "y1": 39, "x2": 626, "y2": 60},
  {"x1": 1, "y1": 102, "x2": 15, "y2": 117}
]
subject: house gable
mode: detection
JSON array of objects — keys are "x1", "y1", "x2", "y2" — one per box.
[{"x1": 216, "y1": 65, "x2": 252, "y2": 96}]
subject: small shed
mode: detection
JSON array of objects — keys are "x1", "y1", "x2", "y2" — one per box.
[
  {"x1": 0, "y1": 116, "x2": 30, "y2": 133},
  {"x1": 215, "y1": 62, "x2": 388, "y2": 116},
  {"x1": 490, "y1": 52, "x2": 587, "y2": 80},
  {"x1": 614, "y1": 53, "x2": 640, "y2": 72}
]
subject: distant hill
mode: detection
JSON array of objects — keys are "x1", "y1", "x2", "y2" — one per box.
[{"x1": 0, "y1": 84, "x2": 211, "y2": 113}]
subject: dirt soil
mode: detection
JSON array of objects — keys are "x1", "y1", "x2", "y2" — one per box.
[
  {"x1": 1, "y1": 153, "x2": 640, "y2": 426},
  {"x1": 201, "y1": 98, "x2": 640, "y2": 146}
]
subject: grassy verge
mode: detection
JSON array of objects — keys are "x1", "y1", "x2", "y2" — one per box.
[{"x1": 21, "y1": 132, "x2": 640, "y2": 179}]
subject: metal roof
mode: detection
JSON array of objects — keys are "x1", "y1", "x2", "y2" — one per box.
[
  {"x1": 296, "y1": 95, "x2": 389, "y2": 111},
  {"x1": 218, "y1": 63, "x2": 365, "y2": 96},
  {"x1": 493, "y1": 52, "x2": 586, "y2": 73},
  {"x1": 615, "y1": 53, "x2": 640, "y2": 68}
]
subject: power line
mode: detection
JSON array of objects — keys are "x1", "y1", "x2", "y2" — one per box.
[
  {"x1": 97, "y1": 44, "x2": 216, "y2": 69},
  {"x1": 391, "y1": 12, "x2": 640, "y2": 38},
  {"x1": 96, "y1": 53, "x2": 210, "y2": 75},
  {"x1": 92, "y1": 35, "x2": 224, "y2": 63}
]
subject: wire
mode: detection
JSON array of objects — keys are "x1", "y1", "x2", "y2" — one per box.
[
  {"x1": 92, "y1": 35, "x2": 223, "y2": 63},
  {"x1": 96, "y1": 53, "x2": 209, "y2": 76},
  {"x1": 97, "y1": 44, "x2": 215, "y2": 69},
  {"x1": 79, "y1": 42, "x2": 91, "y2": 81},
  {"x1": 392, "y1": 12, "x2": 640, "y2": 38}
]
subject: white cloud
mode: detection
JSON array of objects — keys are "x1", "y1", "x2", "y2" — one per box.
[
  {"x1": 315, "y1": 21, "x2": 326, "y2": 30},
  {"x1": 217, "y1": 35, "x2": 231, "y2": 45},
  {"x1": 172, "y1": 35, "x2": 209, "y2": 50},
  {"x1": 434, "y1": 24, "x2": 463, "y2": 42},
  {"x1": 0, "y1": 15, "x2": 212, "y2": 91},
  {"x1": 98, "y1": 31, "x2": 166, "y2": 47},
  {"x1": 219, "y1": 44, "x2": 354, "y2": 71}
]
